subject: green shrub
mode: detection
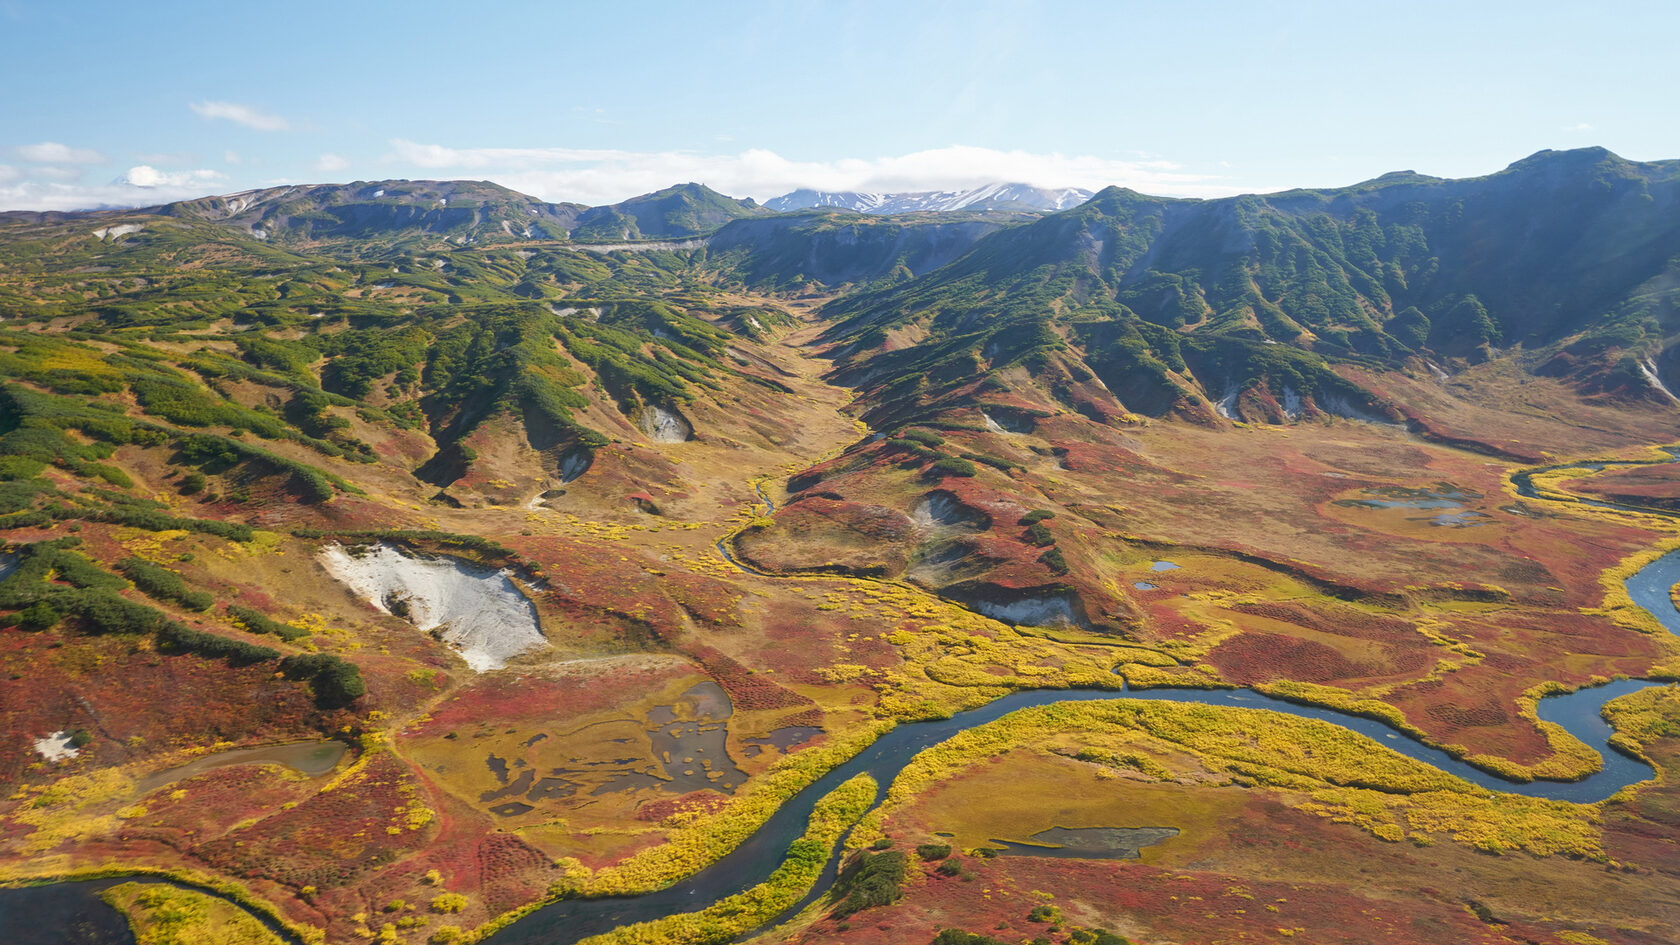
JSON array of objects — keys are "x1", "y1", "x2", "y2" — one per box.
[
  {"x1": 1025, "y1": 522, "x2": 1055, "y2": 547},
  {"x1": 961, "y1": 451, "x2": 1017, "y2": 472},
  {"x1": 915, "y1": 843, "x2": 952, "y2": 861},
  {"x1": 68, "y1": 591, "x2": 166, "y2": 636},
  {"x1": 886, "y1": 438, "x2": 939, "y2": 461},
  {"x1": 1029, "y1": 904, "x2": 1061, "y2": 923},
  {"x1": 86, "y1": 464, "x2": 133, "y2": 488},
  {"x1": 1019, "y1": 510, "x2": 1056, "y2": 525},
  {"x1": 1039, "y1": 547, "x2": 1069, "y2": 575},
  {"x1": 0, "y1": 456, "x2": 45, "y2": 481},
  {"x1": 281, "y1": 652, "x2": 366, "y2": 707},
  {"x1": 157, "y1": 621, "x2": 280, "y2": 664},
  {"x1": 832, "y1": 850, "x2": 907, "y2": 918},
  {"x1": 929, "y1": 456, "x2": 977, "y2": 479},
  {"x1": 117, "y1": 557, "x2": 214, "y2": 611},
  {"x1": 8, "y1": 599, "x2": 64, "y2": 631}
]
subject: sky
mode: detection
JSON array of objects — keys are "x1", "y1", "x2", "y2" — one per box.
[{"x1": 2, "y1": 0, "x2": 1677, "y2": 211}]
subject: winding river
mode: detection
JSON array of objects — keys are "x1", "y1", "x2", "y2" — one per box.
[
  {"x1": 8, "y1": 458, "x2": 1680, "y2": 944},
  {"x1": 480, "y1": 463, "x2": 1680, "y2": 945}
]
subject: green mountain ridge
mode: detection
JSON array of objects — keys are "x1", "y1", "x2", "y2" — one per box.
[
  {"x1": 818, "y1": 147, "x2": 1680, "y2": 428},
  {"x1": 568, "y1": 182, "x2": 771, "y2": 242}
]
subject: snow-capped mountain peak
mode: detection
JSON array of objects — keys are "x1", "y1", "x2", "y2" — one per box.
[{"x1": 765, "y1": 182, "x2": 1093, "y2": 214}]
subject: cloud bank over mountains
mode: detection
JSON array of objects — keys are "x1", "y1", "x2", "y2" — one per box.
[
  {"x1": 384, "y1": 141, "x2": 1235, "y2": 206},
  {"x1": 0, "y1": 134, "x2": 1243, "y2": 212}
]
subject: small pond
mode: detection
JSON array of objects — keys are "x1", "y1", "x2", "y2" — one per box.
[
  {"x1": 991, "y1": 825, "x2": 1180, "y2": 860},
  {"x1": 136, "y1": 739, "x2": 347, "y2": 796},
  {"x1": 1333, "y1": 483, "x2": 1481, "y2": 510}
]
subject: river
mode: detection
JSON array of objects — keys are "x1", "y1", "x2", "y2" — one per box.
[{"x1": 6, "y1": 457, "x2": 1680, "y2": 945}]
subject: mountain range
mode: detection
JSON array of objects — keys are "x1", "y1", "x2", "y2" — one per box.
[
  {"x1": 4, "y1": 147, "x2": 1680, "y2": 945},
  {"x1": 763, "y1": 182, "x2": 1094, "y2": 214}
]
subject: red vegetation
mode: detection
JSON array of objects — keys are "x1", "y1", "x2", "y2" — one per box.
[
  {"x1": 191, "y1": 753, "x2": 430, "y2": 890},
  {"x1": 1207, "y1": 632, "x2": 1382, "y2": 685},
  {"x1": 737, "y1": 497, "x2": 914, "y2": 577},
  {"x1": 633, "y1": 790, "x2": 728, "y2": 823},
  {"x1": 0, "y1": 626, "x2": 331, "y2": 784},
  {"x1": 685, "y1": 643, "x2": 814, "y2": 711},
  {"x1": 475, "y1": 831, "x2": 556, "y2": 916},
  {"x1": 412, "y1": 663, "x2": 694, "y2": 734}
]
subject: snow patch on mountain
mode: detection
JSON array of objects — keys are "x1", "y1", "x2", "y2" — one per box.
[{"x1": 766, "y1": 182, "x2": 1093, "y2": 214}]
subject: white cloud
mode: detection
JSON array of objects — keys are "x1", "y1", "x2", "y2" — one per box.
[
  {"x1": 122, "y1": 165, "x2": 226, "y2": 188},
  {"x1": 32, "y1": 165, "x2": 84, "y2": 182},
  {"x1": 135, "y1": 150, "x2": 198, "y2": 166},
  {"x1": 224, "y1": 149, "x2": 243, "y2": 165},
  {"x1": 314, "y1": 153, "x2": 351, "y2": 173},
  {"x1": 385, "y1": 140, "x2": 1237, "y2": 204},
  {"x1": 0, "y1": 172, "x2": 232, "y2": 211},
  {"x1": 0, "y1": 164, "x2": 19, "y2": 185},
  {"x1": 1563, "y1": 122, "x2": 1595, "y2": 133},
  {"x1": 190, "y1": 100, "x2": 291, "y2": 132},
  {"x1": 16, "y1": 141, "x2": 106, "y2": 164}
]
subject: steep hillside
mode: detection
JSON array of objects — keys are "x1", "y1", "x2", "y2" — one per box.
[
  {"x1": 703, "y1": 210, "x2": 1027, "y2": 289},
  {"x1": 568, "y1": 183, "x2": 771, "y2": 242},
  {"x1": 820, "y1": 148, "x2": 1680, "y2": 428},
  {"x1": 159, "y1": 179, "x2": 587, "y2": 247}
]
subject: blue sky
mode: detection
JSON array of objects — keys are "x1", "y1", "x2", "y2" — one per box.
[{"x1": 2, "y1": 0, "x2": 1676, "y2": 210}]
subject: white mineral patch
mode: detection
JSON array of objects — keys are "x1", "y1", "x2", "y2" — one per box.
[
  {"x1": 1213, "y1": 388, "x2": 1239, "y2": 421},
  {"x1": 34, "y1": 731, "x2": 79, "y2": 762},
  {"x1": 560, "y1": 449, "x2": 592, "y2": 482},
  {"x1": 318, "y1": 543, "x2": 545, "y2": 672},
  {"x1": 911, "y1": 492, "x2": 983, "y2": 530},
  {"x1": 638, "y1": 405, "x2": 693, "y2": 443},
  {"x1": 1280, "y1": 386, "x2": 1304, "y2": 420},
  {"x1": 1317, "y1": 394, "x2": 1397, "y2": 425},
  {"x1": 1640, "y1": 358, "x2": 1678, "y2": 402},
  {"x1": 91, "y1": 224, "x2": 144, "y2": 240},
  {"x1": 973, "y1": 595, "x2": 1079, "y2": 627}
]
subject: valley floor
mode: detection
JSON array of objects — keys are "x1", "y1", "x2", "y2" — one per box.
[{"x1": 4, "y1": 292, "x2": 1680, "y2": 945}]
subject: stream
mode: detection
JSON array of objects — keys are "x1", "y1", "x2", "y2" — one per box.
[
  {"x1": 479, "y1": 457, "x2": 1680, "y2": 945},
  {"x1": 8, "y1": 455, "x2": 1680, "y2": 944}
]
